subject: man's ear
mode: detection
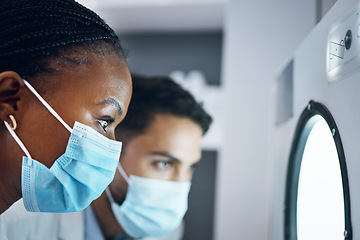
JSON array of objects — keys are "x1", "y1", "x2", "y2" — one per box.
[{"x1": 0, "y1": 71, "x2": 24, "y2": 123}]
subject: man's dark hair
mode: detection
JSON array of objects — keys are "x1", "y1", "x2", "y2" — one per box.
[
  {"x1": 0, "y1": 0, "x2": 126, "y2": 79},
  {"x1": 116, "y1": 74, "x2": 212, "y2": 143}
]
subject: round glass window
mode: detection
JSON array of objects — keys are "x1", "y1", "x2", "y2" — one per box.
[{"x1": 284, "y1": 101, "x2": 352, "y2": 240}]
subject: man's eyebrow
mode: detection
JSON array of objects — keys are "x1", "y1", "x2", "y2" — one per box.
[
  {"x1": 149, "y1": 152, "x2": 181, "y2": 163},
  {"x1": 150, "y1": 152, "x2": 202, "y2": 167},
  {"x1": 96, "y1": 97, "x2": 123, "y2": 116}
]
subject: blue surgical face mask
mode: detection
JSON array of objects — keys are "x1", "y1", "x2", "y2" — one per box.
[
  {"x1": 106, "y1": 164, "x2": 191, "y2": 239},
  {"x1": 4, "y1": 80, "x2": 122, "y2": 213}
]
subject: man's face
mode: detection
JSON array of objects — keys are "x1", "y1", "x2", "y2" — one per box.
[{"x1": 109, "y1": 113, "x2": 203, "y2": 204}]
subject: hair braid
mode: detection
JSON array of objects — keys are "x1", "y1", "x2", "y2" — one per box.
[{"x1": 0, "y1": 0, "x2": 126, "y2": 78}]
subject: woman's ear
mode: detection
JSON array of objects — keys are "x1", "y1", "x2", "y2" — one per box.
[{"x1": 0, "y1": 71, "x2": 24, "y2": 123}]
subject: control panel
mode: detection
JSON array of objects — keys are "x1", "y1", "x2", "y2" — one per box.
[{"x1": 327, "y1": 10, "x2": 360, "y2": 81}]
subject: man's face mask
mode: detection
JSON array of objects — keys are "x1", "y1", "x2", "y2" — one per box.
[
  {"x1": 4, "y1": 80, "x2": 122, "y2": 213},
  {"x1": 106, "y1": 163, "x2": 191, "y2": 239}
]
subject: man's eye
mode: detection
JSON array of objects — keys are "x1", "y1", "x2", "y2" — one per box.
[{"x1": 156, "y1": 161, "x2": 171, "y2": 169}]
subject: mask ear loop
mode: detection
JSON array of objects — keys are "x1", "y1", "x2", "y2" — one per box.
[
  {"x1": 105, "y1": 188, "x2": 115, "y2": 204},
  {"x1": 105, "y1": 164, "x2": 129, "y2": 204},
  {"x1": 117, "y1": 163, "x2": 129, "y2": 183},
  {"x1": 3, "y1": 80, "x2": 72, "y2": 165},
  {"x1": 23, "y1": 80, "x2": 72, "y2": 133},
  {"x1": 4, "y1": 121, "x2": 32, "y2": 163}
]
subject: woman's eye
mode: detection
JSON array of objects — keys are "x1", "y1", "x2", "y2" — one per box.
[{"x1": 98, "y1": 119, "x2": 111, "y2": 132}]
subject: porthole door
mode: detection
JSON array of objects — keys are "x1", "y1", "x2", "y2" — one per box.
[{"x1": 285, "y1": 101, "x2": 352, "y2": 240}]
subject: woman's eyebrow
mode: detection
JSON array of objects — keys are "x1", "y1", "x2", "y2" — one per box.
[{"x1": 96, "y1": 97, "x2": 123, "y2": 116}]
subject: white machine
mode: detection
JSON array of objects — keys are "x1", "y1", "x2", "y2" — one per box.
[{"x1": 273, "y1": 0, "x2": 360, "y2": 239}]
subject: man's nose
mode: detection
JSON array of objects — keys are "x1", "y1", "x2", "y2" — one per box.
[{"x1": 171, "y1": 169, "x2": 191, "y2": 182}]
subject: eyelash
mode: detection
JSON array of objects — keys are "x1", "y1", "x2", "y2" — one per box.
[{"x1": 97, "y1": 118, "x2": 114, "y2": 132}]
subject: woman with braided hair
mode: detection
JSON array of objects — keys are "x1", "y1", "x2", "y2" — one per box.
[{"x1": 0, "y1": 0, "x2": 132, "y2": 219}]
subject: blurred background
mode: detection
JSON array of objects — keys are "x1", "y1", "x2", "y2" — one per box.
[{"x1": 76, "y1": 1, "x2": 337, "y2": 239}]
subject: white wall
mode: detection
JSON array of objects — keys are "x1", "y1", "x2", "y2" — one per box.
[
  {"x1": 215, "y1": 1, "x2": 316, "y2": 239},
  {"x1": 318, "y1": 0, "x2": 338, "y2": 22}
]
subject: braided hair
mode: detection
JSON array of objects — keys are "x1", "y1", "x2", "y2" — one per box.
[{"x1": 0, "y1": 0, "x2": 126, "y2": 79}]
